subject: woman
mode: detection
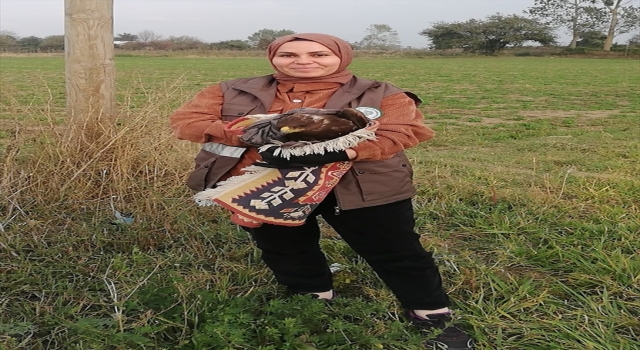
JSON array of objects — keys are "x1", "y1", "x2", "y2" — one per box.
[{"x1": 170, "y1": 33, "x2": 474, "y2": 349}]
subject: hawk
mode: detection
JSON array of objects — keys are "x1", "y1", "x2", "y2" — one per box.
[
  {"x1": 235, "y1": 108, "x2": 371, "y2": 146},
  {"x1": 275, "y1": 108, "x2": 369, "y2": 142}
]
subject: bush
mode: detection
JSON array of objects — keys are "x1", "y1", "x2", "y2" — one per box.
[{"x1": 560, "y1": 47, "x2": 595, "y2": 55}]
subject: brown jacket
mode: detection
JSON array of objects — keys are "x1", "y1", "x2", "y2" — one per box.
[{"x1": 170, "y1": 75, "x2": 434, "y2": 210}]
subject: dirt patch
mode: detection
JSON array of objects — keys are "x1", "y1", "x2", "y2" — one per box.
[
  {"x1": 518, "y1": 110, "x2": 619, "y2": 119},
  {"x1": 427, "y1": 109, "x2": 622, "y2": 126},
  {"x1": 444, "y1": 158, "x2": 638, "y2": 182},
  {"x1": 469, "y1": 118, "x2": 511, "y2": 126},
  {"x1": 422, "y1": 107, "x2": 477, "y2": 115}
]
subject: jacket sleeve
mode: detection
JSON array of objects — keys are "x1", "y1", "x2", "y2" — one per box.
[
  {"x1": 351, "y1": 92, "x2": 434, "y2": 161},
  {"x1": 169, "y1": 85, "x2": 245, "y2": 146}
]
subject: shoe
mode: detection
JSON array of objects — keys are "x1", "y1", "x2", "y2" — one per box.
[
  {"x1": 404, "y1": 310, "x2": 474, "y2": 350},
  {"x1": 308, "y1": 290, "x2": 338, "y2": 300},
  {"x1": 289, "y1": 290, "x2": 338, "y2": 300}
]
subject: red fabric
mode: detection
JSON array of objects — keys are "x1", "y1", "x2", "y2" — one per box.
[{"x1": 203, "y1": 162, "x2": 353, "y2": 227}]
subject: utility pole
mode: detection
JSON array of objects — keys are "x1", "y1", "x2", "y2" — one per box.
[{"x1": 64, "y1": 0, "x2": 115, "y2": 140}]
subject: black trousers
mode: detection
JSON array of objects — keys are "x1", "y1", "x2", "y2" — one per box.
[{"x1": 245, "y1": 192, "x2": 451, "y2": 310}]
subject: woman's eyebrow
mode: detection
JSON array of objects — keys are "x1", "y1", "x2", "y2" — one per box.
[{"x1": 276, "y1": 51, "x2": 333, "y2": 54}]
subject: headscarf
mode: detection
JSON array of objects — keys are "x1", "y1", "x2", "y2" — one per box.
[{"x1": 266, "y1": 33, "x2": 354, "y2": 84}]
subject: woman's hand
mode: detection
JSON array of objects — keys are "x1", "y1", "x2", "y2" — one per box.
[{"x1": 345, "y1": 148, "x2": 357, "y2": 160}]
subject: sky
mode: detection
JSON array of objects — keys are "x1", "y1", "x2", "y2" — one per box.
[{"x1": 0, "y1": 0, "x2": 634, "y2": 48}]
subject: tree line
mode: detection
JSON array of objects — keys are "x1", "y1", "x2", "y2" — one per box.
[
  {"x1": 1, "y1": 1, "x2": 638, "y2": 54},
  {"x1": 421, "y1": 0, "x2": 638, "y2": 53},
  {"x1": 0, "y1": 25, "x2": 404, "y2": 53}
]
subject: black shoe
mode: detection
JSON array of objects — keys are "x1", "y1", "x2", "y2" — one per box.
[{"x1": 404, "y1": 310, "x2": 474, "y2": 350}]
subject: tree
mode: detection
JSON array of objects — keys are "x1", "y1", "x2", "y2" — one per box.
[
  {"x1": 39, "y1": 35, "x2": 65, "y2": 51},
  {"x1": 17, "y1": 36, "x2": 42, "y2": 52},
  {"x1": 247, "y1": 29, "x2": 295, "y2": 49},
  {"x1": 357, "y1": 24, "x2": 401, "y2": 50},
  {"x1": 419, "y1": 20, "x2": 473, "y2": 50},
  {"x1": 420, "y1": 14, "x2": 556, "y2": 54},
  {"x1": 526, "y1": 0, "x2": 638, "y2": 50},
  {"x1": 137, "y1": 30, "x2": 163, "y2": 42},
  {"x1": 629, "y1": 33, "x2": 640, "y2": 46},
  {"x1": 114, "y1": 32, "x2": 138, "y2": 41},
  {"x1": 525, "y1": 0, "x2": 608, "y2": 48},
  {"x1": 598, "y1": 0, "x2": 639, "y2": 51}
]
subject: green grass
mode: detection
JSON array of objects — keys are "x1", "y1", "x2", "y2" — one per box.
[{"x1": 1, "y1": 55, "x2": 639, "y2": 349}]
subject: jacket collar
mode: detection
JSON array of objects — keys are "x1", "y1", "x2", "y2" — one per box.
[{"x1": 229, "y1": 75, "x2": 379, "y2": 112}]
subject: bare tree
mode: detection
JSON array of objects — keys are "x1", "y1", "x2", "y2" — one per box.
[
  {"x1": 358, "y1": 24, "x2": 401, "y2": 50},
  {"x1": 0, "y1": 30, "x2": 19, "y2": 51},
  {"x1": 137, "y1": 30, "x2": 163, "y2": 42},
  {"x1": 0, "y1": 30, "x2": 19, "y2": 39},
  {"x1": 167, "y1": 35, "x2": 207, "y2": 50},
  {"x1": 526, "y1": 0, "x2": 606, "y2": 48},
  {"x1": 599, "y1": 0, "x2": 639, "y2": 51}
]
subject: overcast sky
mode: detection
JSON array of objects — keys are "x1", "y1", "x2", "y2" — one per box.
[{"x1": 0, "y1": 0, "x2": 630, "y2": 47}]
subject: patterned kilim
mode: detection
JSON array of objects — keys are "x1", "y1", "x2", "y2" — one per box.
[
  {"x1": 194, "y1": 162, "x2": 352, "y2": 227},
  {"x1": 194, "y1": 110, "x2": 378, "y2": 227}
]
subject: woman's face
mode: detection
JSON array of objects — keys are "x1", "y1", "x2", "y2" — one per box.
[{"x1": 271, "y1": 41, "x2": 341, "y2": 78}]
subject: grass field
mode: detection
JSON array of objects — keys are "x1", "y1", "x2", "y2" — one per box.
[{"x1": 1, "y1": 55, "x2": 639, "y2": 350}]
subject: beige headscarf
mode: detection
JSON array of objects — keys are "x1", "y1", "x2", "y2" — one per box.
[{"x1": 266, "y1": 33, "x2": 354, "y2": 84}]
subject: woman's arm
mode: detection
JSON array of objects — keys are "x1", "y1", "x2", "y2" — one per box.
[
  {"x1": 351, "y1": 92, "x2": 434, "y2": 161},
  {"x1": 169, "y1": 85, "x2": 245, "y2": 146}
]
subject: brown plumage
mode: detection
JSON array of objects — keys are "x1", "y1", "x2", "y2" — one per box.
[{"x1": 275, "y1": 108, "x2": 369, "y2": 142}]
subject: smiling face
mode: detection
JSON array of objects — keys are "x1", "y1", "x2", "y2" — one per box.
[{"x1": 270, "y1": 40, "x2": 342, "y2": 78}]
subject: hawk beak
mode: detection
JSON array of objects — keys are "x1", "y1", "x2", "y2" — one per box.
[{"x1": 280, "y1": 126, "x2": 301, "y2": 134}]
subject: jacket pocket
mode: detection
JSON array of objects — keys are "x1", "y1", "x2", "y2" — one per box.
[
  {"x1": 186, "y1": 149, "x2": 241, "y2": 191},
  {"x1": 221, "y1": 103, "x2": 259, "y2": 121},
  {"x1": 351, "y1": 154, "x2": 414, "y2": 202}
]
